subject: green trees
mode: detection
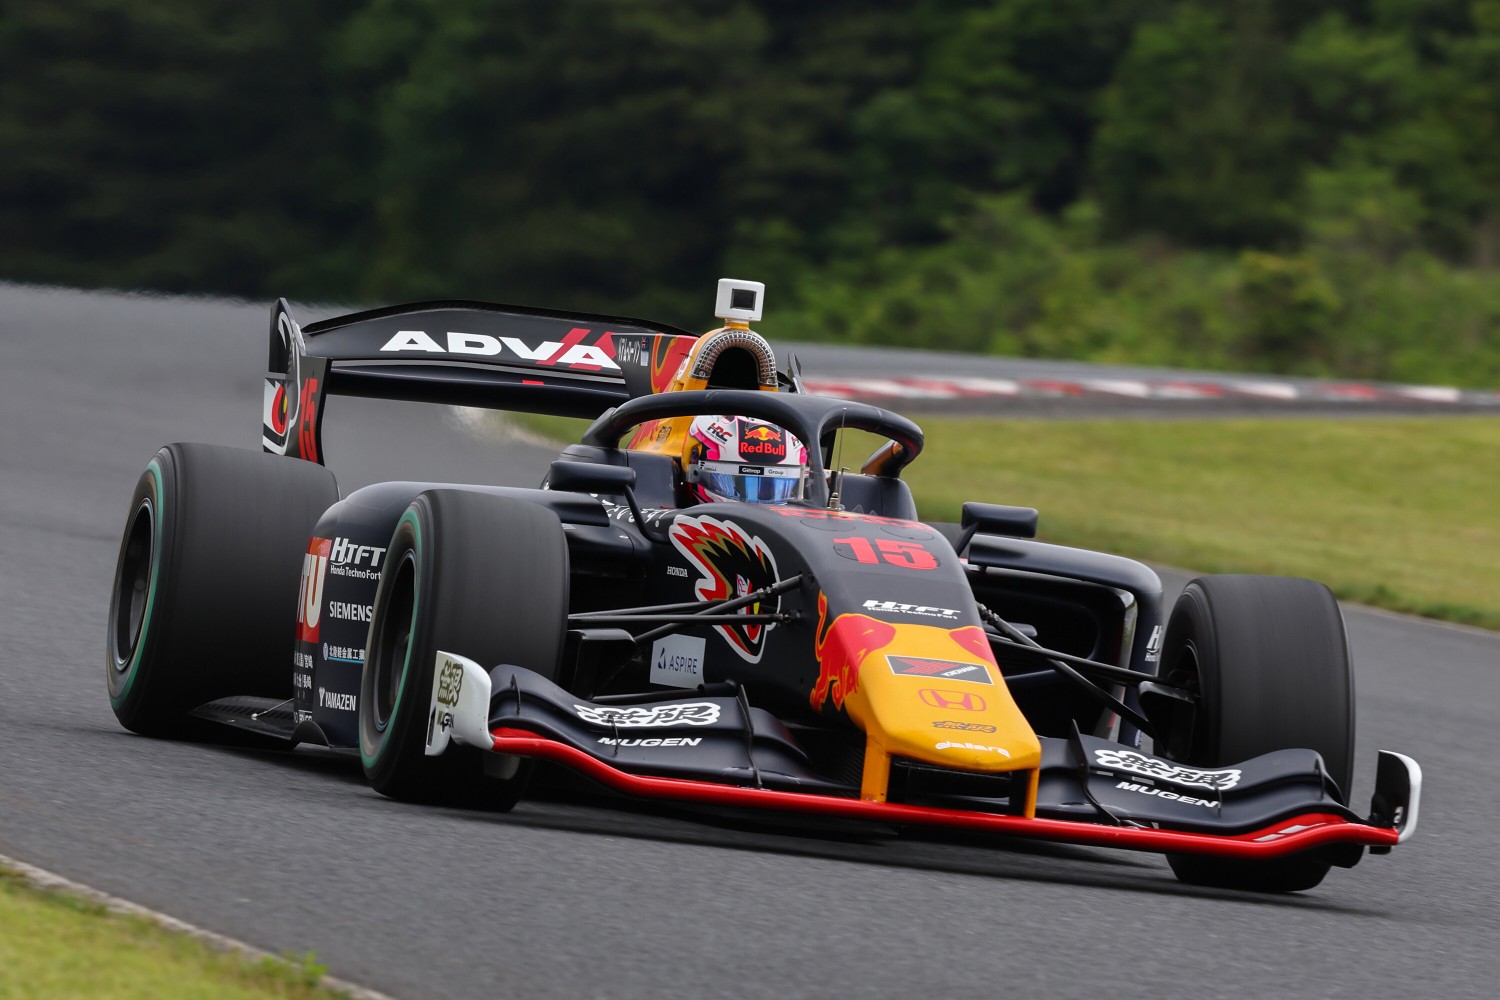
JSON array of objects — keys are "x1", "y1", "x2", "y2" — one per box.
[
  {"x1": 2, "y1": 2, "x2": 1499, "y2": 383},
  {"x1": 0, "y1": 0, "x2": 362, "y2": 298}
]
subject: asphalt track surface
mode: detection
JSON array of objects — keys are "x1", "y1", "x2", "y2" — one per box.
[{"x1": 2, "y1": 283, "x2": 1497, "y2": 999}]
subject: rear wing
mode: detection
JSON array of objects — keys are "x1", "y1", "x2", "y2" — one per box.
[{"x1": 262, "y1": 298, "x2": 699, "y2": 463}]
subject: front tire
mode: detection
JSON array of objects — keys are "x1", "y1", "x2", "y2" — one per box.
[
  {"x1": 358, "y1": 490, "x2": 569, "y2": 808},
  {"x1": 1158, "y1": 575, "x2": 1355, "y2": 892},
  {"x1": 106, "y1": 444, "x2": 339, "y2": 738}
]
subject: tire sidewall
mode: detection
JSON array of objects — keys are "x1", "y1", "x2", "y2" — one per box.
[
  {"x1": 1157, "y1": 583, "x2": 1216, "y2": 765},
  {"x1": 359, "y1": 507, "x2": 428, "y2": 789},
  {"x1": 106, "y1": 453, "x2": 174, "y2": 720}
]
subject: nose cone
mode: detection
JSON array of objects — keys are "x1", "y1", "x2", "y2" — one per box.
[
  {"x1": 811, "y1": 597, "x2": 1041, "y2": 777},
  {"x1": 853, "y1": 642, "x2": 1042, "y2": 774}
]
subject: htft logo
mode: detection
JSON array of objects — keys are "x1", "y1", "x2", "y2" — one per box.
[{"x1": 330, "y1": 537, "x2": 386, "y2": 569}]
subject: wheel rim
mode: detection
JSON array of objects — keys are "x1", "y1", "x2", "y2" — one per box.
[
  {"x1": 1157, "y1": 638, "x2": 1202, "y2": 762},
  {"x1": 1165, "y1": 641, "x2": 1200, "y2": 692},
  {"x1": 112, "y1": 498, "x2": 155, "y2": 670},
  {"x1": 369, "y1": 549, "x2": 418, "y2": 731}
]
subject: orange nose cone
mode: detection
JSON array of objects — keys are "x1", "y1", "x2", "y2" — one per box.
[
  {"x1": 811, "y1": 596, "x2": 1040, "y2": 774},
  {"x1": 817, "y1": 609, "x2": 1038, "y2": 759},
  {"x1": 857, "y1": 643, "x2": 1041, "y2": 772}
]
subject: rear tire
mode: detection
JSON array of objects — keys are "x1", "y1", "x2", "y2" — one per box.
[
  {"x1": 106, "y1": 443, "x2": 339, "y2": 738},
  {"x1": 1159, "y1": 575, "x2": 1355, "y2": 893},
  {"x1": 358, "y1": 490, "x2": 569, "y2": 808}
]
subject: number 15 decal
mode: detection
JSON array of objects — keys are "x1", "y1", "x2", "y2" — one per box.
[{"x1": 832, "y1": 536, "x2": 938, "y2": 570}]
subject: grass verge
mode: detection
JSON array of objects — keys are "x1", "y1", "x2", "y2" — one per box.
[
  {"x1": 511, "y1": 412, "x2": 1500, "y2": 630},
  {"x1": 0, "y1": 863, "x2": 355, "y2": 1000},
  {"x1": 902, "y1": 415, "x2": 1500, "y2": 630}
]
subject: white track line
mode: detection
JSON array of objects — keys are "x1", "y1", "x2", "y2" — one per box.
[
  {"x1": 1393, "y1": 385, "x2": 1463, "y2": 403},
  {"x1": 0, "y1": 852, "x2": 398, "y2": 1000},
  {"x1": 1084, "y1": 379, "x2": 1153, "y2": 398}
]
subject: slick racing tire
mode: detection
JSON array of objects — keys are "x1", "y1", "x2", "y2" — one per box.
[
  {"x1": 359, "y1": 490, "x2": 568, "y2": 808},
  {"x1": 107, "y1": 443, "x2": 340, "y2": 739},
  {"x1": 1158, "y1": 575, "x2": 1355, "y2": 893}
]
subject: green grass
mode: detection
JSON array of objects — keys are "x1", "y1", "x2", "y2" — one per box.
[
  {"x1": 509, "y1": 412, "x2": 1500, "y2": 630},
  {"x1": 0, "y1": 865, "x2": 352, "y2": 1000},
  {"x1": 903, "y1": 415, "x2": 1500, "y2": 630}
]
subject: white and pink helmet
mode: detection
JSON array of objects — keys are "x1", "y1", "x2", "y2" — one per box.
[{"x1": 684, "y1": 415, "x2": 809, "y2": 505}]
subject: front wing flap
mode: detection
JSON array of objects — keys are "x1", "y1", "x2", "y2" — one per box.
[
  {"x1": 428, "y1": 655, "x2": 846, "y2": 792},
  {"x1": 1036, "y1": 735, "x2": 1355, "y2": 833}
]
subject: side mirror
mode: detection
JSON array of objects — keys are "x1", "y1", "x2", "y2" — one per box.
[
  {"x1": 547, "y1": 461, "x2": 637, "y2": 495},
  {"x1": 548, "y1": 461, "x2": 664, "y2": 541},
  {"x1": 955, "y1": 501, "x2": 1039, "y2": 554},
  {"x1": 962, "y1": 502, "x2": 1038, "y2": 539}
]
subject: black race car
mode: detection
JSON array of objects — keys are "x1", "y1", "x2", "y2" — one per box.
[{"x1": 106, "y1": 279, "x2": 1420, "y2": 893}]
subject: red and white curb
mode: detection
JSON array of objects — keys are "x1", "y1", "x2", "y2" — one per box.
[
  {"x1": 0, "y1": 852, "x2": 397, "y2": 1000},
  {"x1": 800, "y1": 375, "x2": 1500, "y2": 406}
]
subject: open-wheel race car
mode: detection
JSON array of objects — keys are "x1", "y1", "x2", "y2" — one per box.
[{"x1": 107, "y1": 279, "x2": 1420, "y2": 893}]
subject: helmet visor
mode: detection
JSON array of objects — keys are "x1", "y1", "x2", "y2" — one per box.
[{"x1": 695, "y1": 462, "x2": 804, "y2": 504}]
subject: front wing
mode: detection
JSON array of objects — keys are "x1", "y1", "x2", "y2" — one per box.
[{"x1": 429, "y1": 654, "x2": 1419, "y2": 862}]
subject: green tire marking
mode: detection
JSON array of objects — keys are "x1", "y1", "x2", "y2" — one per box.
[
  {"x1": 110, "y1": 458, "x2": 164, "y2": 708},
  {"x1": 361, "y1": 507, "x2": 422, "y2": 769}
]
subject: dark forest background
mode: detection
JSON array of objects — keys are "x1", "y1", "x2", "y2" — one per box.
[{"x1": 4, "y1": 0, "x2": 1500, "y2": 384}]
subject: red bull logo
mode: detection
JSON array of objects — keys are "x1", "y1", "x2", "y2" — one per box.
[
  {"x1": 811, "y1": 592, "x2": 898, "y2": 711},
  {"x1": 739, "y1": 423, "x2": 786, "y2": 459}
]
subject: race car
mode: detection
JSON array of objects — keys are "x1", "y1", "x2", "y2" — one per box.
[{"x1": 106, "y1": 278, "x2": 1420, "y2": 893}]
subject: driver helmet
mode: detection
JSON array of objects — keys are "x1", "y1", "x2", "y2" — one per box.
[{"x1": 684, "y1": 415, "x2": 809, "y2": 504}]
